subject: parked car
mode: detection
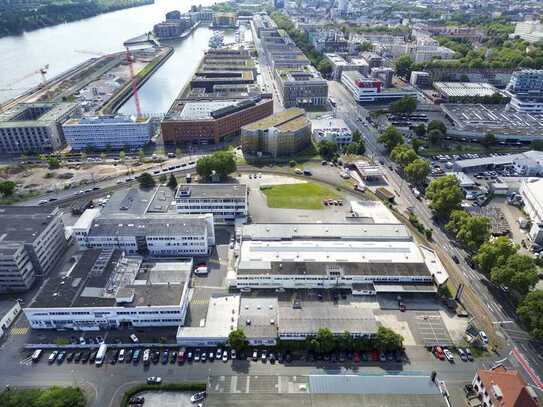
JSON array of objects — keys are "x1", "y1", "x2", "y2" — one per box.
[
  {"x1": 161, "y1": 350, "x2": 169, "y2": 364},
  {"x1": 129, "y1": 334, "x2": 139, "y2": 343},
  {"x1": 433, "y1": 346, "x2": 445, "y2": 360},
  {"x1": 465, "y1": 348, "x2": 473, "y2": 361},
  {"x1": 222, "y1": 350, "x2": 228, "y2": 362},
  {"x1": 56, "y1": 351, "x2": 66, "y2": 364},
  {"x1": 479, "y1": 331, "x2": 489, "y2": 344},
  {"x1": 190, "y1": 391, "x2": 206, "y2": 403},
  {"x1": 457, "y1": 348, "x2": 468, "y2": 361},
  {"x1": 146, "y1": 376, "x2": 162, "y2": 385},
  {"x1": 443, "y1": 348, "x2": 454, "y2": 362},
  {"x1": 353, "y1": 352, "x2": 361, "y2": 363}
]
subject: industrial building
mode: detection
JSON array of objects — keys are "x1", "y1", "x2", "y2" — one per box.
[
  {"x1": 441, "y1": 104, "x2": 543, "y2": 142},
  {"x1": 342, "y1": 71, "x2": 415, "y2": 103},
  {"x1": 311, "y1": 117, "x2": 353, "y2": 147},
  {"x1": 324, "y1": 53, "x2": 369, "y2": 81},
  {"x1": 275, "y1": 65, "x2": 328, "y2": 108},
  {"x1": 175, "y1": 184, "x2": 248, "y2": 222},
  {"x1": 62, "y1": 115, "x2": 153, "y2": 150},
  {"x1": 0, "y1": 102, "x2": 79, "y2": 154},
  {"x1": 433, "y1": 82, "x2": 505, "y2": 103},
  {"x1": 520, "y1": 178, "x2": 543, "y2": 244},
  {"x1": 0, "y1": 206, "x2": 67, "y2": 293},
  {"x1": 228, "y1": 223, "x2": 448, "y2": 293},
  {"x1": 240, "y1": 108, "x2": 311, "y2": 157},
  {"x1": 72, "y1": 186, "x2": 215, "y2": 255},
  {"x1": 24, "y1": 249, "x2": 192, "y2": 331}
]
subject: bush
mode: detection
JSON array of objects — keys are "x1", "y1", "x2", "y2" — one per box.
[
  {"x1": 121, "y1": 383, "x2": 206, "y2": 407},
  {"x1": 289, "y1": 160, "x2": 297, "y2": 167}
]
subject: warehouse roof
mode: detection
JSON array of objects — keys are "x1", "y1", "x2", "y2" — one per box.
[
  {"x1": 88, "y1": 217, "x2": 207, "y2": 237},
  {"x1": 434, "y1": 82, "x2": 500, "y2": 98}
]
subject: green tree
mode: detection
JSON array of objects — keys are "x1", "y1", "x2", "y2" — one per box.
[
  {"x1": 374, "y1": 326, "x2": 404, "y2": 351},
  {"x1": 531, "y1": 140, "x2": 543, "y2": 151},
  {"x1": 167, "y1": 173, "x2": 178, "y2": 189},
  {"x1": 427, "y1": 120, "x2": 447, "y2": 135},
  {"x1": 517, "y1": 290, "x2": 543, "y2": 339},
  {"x1": 413, "y1": 123, "x2": 426, "y2": 138},
  {"x1": 46, "y1": 155, "x2": 61, "y2": 169},
  {"x1": 337, "y1": 331, "x2": 354, "y2": 352},
  {"x1": 474, "y1": 236, "x2": 518, "y2": 274},
  {"x1": 428, "y1": 129, "x2": 443, "y2": 145},
  {"x1": 491, "y1": 253, "x2": 539, "y2": 296},
  {"x1": 352, "y1": 129, "x2": 361, "y2": 143},
  {"x1": 80, "y1": 152, "x2": 87, "y2": 162},
  {"x1": 314, "y1": 328, "x2": 336, "y2": 354},
  {"x1": 0, "y1": 180, "x2": 17, "y2": 197},
  {"x1": 159, "y1": 173, "x2": 167, "y2": 183},
  {"x1": 394, "y1": 54, "x2": 414, "y2": 79},
  {"x1": 138, "y1": 148, "x2": 145, "y2": 162},
  {"x1": 411, "y1": 137, "x2": 424, "y2": 153},
  {"x1": 137, "y1": 172, "x2": 155, "y2": 189},
  {"x1": 345, "y1": 141, "x2": 365, "y2": 155},
  {"x1": 358, "y1": 41, "x2": 373, "y2": 52},
  {"x1": 390, "y1": 144, "x2": 418, "y2": 168},
  {"x1": 317, "y1": 59, "x2": 333, "y2": 77},
  {"x1": 175, "y1": 147, "x2": 183, "y2": 157},
  {"x1": 318, "y1": 140, "x2": 338, "y2": 161},
  {"x1": 390, "y1": 96, "x2": 417, "y2": 114},
  {"x1": 481, "y1": 133, "x2": 497, "y2": 148},
  {"x1": 425, "y1": 175, "x2": 464, "y2": 219},
  {"x1": 378, "y1": 126, "x2": 404, "y2": 153},
  {"x1": 404, "y1": 158, "x2": 430, "y2": 186},
  {"x1": 446, "y1": 210, "x2": 491, "y2": 252},
  {"x1": 196, "y1": 151, "x2": 237, "y2": 180},
  {"x1": 228, "y1": 329, "x2": 248, "y2": 351},
  {"x1": 0, "y1": 386, "x2": 86, "y2": 407},
  {"x1": 119, "y1": 150, "x2": 126, "y2": 162}
]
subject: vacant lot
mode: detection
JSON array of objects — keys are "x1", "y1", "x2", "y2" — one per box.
[{"x1": 260, "y1": 182, "x2": 340, "y2": 209}]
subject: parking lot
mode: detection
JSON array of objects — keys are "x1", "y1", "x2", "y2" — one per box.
[{"x1": 133, "y1": 391, "x2": 194, "y2": 407}]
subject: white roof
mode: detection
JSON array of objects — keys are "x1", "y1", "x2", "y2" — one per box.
[
  {"x1": 446, "y1": 172, "x2": 475, "y2": 187},
  {"x1": 350, "y1": 201, "x2": 400, "y2": 224},
  {"x1": 455, "y1": 150, "x2": 543, "y2": 169},
  {"x1": 72, "y1": 208, "x2": 101, "y2": 232},
  {"x1": 419, "y1": 245, "x2": 449, "y2": 285},
  {"x1": 521, "y1": 178, "x2": 543, "y2": 220}
]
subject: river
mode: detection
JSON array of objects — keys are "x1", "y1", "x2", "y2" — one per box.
[{"x1": 0, "y1": 0, "x2": 229, "y2": 113}]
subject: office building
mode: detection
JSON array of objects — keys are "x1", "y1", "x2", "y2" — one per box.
[
  {"x1": 472, "y1": 365, "x2": 539, "y2": 407},
  {"x1": 24, "y1": 249, "x2": 192, "y2": 331},
  {"x1": 520, "y1": 178, "x2": 543, "y2": 244},
  {"x1": 342, "y1": 71, "x2": 416, "y2": 103},
  {"x1": 361, "y1": 52, "x2": 384, "y2": 69},
  {"x1": 212, "y1": 12, "x2": 236, "y2": 28},
  {"x1": 72, "y1": 186, "x2": 216, "y2": 255},
  {"x1": 229, "y1": 223, "x2": 448, "y2": 292},
  {"x1": 324, "y1": 53, "x2": 369, "y2": 81},
  {"x1": 311, "y1": 118, "x2": 352, "y2": 147},
  {"x1": 371, "y1": 67, "x2": 394, "y2": 89},
  {"x1": 312, "y1": 30, "x2": 348, "y2": 53},
  {"x1": 410, "y1": 71, "x2": 432, "y2": 88},
  {"x1": 512, "y1": 20, "x2": 543, "y2": 43},
  {"x1": 62, "y1": 115, "x2": 153, "y2": 151},
  {"x1": 0, "y1": 206, "x2": 67, "y2": 293},
  {"x1": 276, "y1": 65, "x2": 328, "y2": 108},
  {"x1": 175, "y1": 184, "x2": 248, "y2": 222},
  {"x1": 507, "y1": 70, "x2": 543, "y2": 93},
  {"x1": 0, "y1": 102, "x2": 79, "y2": 154},
  {"x1": 241, "y1": 108, "x2": 311, "y2": 157}
]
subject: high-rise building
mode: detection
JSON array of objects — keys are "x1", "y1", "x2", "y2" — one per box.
[{"x1": 507, "y1": 69, "x2": 543, "y2": 93}]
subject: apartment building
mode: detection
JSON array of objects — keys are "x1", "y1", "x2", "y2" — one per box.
[
  {"x1": 62, "y1": 115, "x2": 153, "y2": 150},
  {"x1": 24, "y1": 250, "x2": 192, "y2": 331},
  {"x1": 0, "y1": 206, "x2": 67, "y2": 293},
  {"x1": 0, "y1": 102, "x2": 79, "y2": 154},
  {"x1": 175, "y1": 184, "x2": 248, "y2": 222}
]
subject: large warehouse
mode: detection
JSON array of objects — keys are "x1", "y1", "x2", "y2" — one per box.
[{"x1": 520, "y1": 178, "x2": 543, "y2": 244}]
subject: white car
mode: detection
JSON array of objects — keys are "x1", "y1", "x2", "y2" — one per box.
[
  {"x1": 190, "y1": 391, "x2": 206, "y2": 403},
  {"x1": 129, "y1": 334, "x2": 139, "y2": 343},
  {"x1": 146, "y1": 376, "x2": 162, "y2": 385},
  {"x1": 443, "y1": 349, "x2": 454, "y2": 362},
  {"x1": 230, "y1": 349, "x2": 236, "y2": 360},
  {"x1": 222, "y1": 350, "x2": 228, "y2": 362},
  {"x1": 194, "y1": 265, "x2": 208, "y2": 275},
  {"x1": 479, "y1": 331, "x2": 489, "y2": 344}
]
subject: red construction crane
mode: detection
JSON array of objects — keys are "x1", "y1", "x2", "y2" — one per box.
[{"x1": 125, "y1": 47, "x2": 143, "y2": 119}]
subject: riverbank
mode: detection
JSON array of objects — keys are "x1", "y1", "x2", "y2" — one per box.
[{"x1": 0, "y1": 0, "x2": 154, "y2": 39}]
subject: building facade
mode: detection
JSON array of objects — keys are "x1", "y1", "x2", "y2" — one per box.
[
  {"x1": 175, "y1": 184, "x2": 248, "y2": 222},
  {"x1": 311, "y1": 118, "x2": 353, "y2": 147},
  {"x1": 62, "y1": 115, "x2": 153, "y2": 150},
  {"x1": 276, "y1": 66, "x2": 328, "y2": 108},
  {"x1": 342, "y1": 71, "x2": 415, "y2": 103}
]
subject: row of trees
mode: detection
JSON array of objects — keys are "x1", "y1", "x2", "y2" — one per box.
[
  {"x1": 0, "y1": 386, "x2": 86, "y2": 407},
  {"x1": 138, "y1": 172, "x2": 177, "y2": 190},
  {"x1": 228, "y1": 327, "x2": 404, "y2": 353}
]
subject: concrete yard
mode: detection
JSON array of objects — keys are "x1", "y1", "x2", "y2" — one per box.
[{"x1": 134, "y1": 391, "x2": 193, "y2": 407}]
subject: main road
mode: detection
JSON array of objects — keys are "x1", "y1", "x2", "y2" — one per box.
[{"x1": 328, "y1": 80, "x2": 543, "y2": 391}]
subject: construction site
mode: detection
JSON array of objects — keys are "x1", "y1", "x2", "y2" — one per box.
[{"x1": 0, "y1": 46, "x2": 172, "y2": 116}]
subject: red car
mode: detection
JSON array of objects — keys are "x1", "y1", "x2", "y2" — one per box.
[
  {"x1": 177, "y1": 351, "x2": 185, "y2": 364},
  {"x1": 370, "y1": 350, "x2": 379, "y2": 361},
  {"x1": 353, "y1": 352, "x2": 361, "y2": 363},
  {"x1": 433, "y1": 346, "x2": 445, "y2": 360}
]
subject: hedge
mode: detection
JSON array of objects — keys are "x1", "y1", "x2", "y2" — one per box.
[{"x1": 121, "y1": 383, "x2": 206, "y2": 407}]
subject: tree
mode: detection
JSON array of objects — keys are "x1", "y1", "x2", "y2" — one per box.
[
  {"x1": 404, "y1": 158, "x2": 430, "y2": 186},
  {"x1": 337, "y1": 331, "x2": 354, "y2": 352},
  {"x1": 491, "y1": 253, "x2": 539, "y2": 296},
  {"x1": 446, "y1": 210, "x2": 491, "y2": 252},
  {"x1": 394, "y1": 54, "x2": 414, "y2": 79},
  {"x1": 159, "y1": 173, "x2": 167, "y2": 183},
  {"x1": 46, "y1": 155, "x2": 61, "y2": 169},
  {"x1": 80, "y1": 152, "x2": 87, "y2": 162},
  {"x1": 517, "y1": 290, "x2": 543, "y2": 339},
  {"x1": 390, "y1": 144, "x2": 418, "y2": 168},
  {"x1": 413, "y1": 123, "x2": 426, "y2": 138},
  {"x1": 0, "y1": 180, "x2": 16, "y2": 197},
  {"x1": 0, "y1": 386, "x2": 86, "y2": 407},
  {"x1": 314, "y1": 328, "x2": 336, "y2": 354},
  {"x1": 427, "y1": 120, "x2": 447, "y2": 135},
  {"x1": 390, "y1": 96, "x2": 417, "y2": 114},
  {"x1": 196, "y1": 151, "x2": 236, "y2": 180},
  {"x1": 345, "y1": 141, "x2": 365, "y2": 155},
  {"x1": 228, "y1": 329, "x2": 248, "y2": 351},
  {"x1": 175, "y1": 147, "x2": 183, "y2": 157},
  {"x1": 411, "y1": 137, "x2": 424, "y2": 153},
  {"x1": 167, "y1": 173, "x2": 178, "y2": 189},
  {"x1": 481, "y1": 133, "x2": 497, "y2": 148},
  {"x1": 474, "y1": 236, "x2": 518, "y2": 274},
  {"x1": 119, "y1": 150, "x2": 126, "y2": 162},
  {"x1": 428, "y1": 129, "x2": 443, "y2": 145},
  {"x1": 378, "y1": 126, "x2": 404, "y2": 153},
  {"x1": 137, "y1": 172, "x2": 155, "y2": 189},
  {"x1": 138, "y1": 148, "x2": 145, "y2": 162},
  {"x1": 317, "y1": 59, "x2": 333, "y2": 77},
  {"x1": 318, "y1": 140, "x2": 338, "y2": 161},
  {"x1": 531, "y1": 140, "x2": 543, "y2": 152},
  {"x1": 374, "y1": 326, "x2": 404, "y2": 351},
  {"x1": 425, "y1": 175, "x2": 463, "y2": 219},
  {"x1": 352, "y1": 129, "x2": 361, "y2": 144},
  {"x1": 358, "y1": 41, "x2": 373, "y2": 52}
]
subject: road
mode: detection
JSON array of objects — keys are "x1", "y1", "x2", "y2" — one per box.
[{"x1": 328, "y1": 80, "x2": 543, "y2": 391}]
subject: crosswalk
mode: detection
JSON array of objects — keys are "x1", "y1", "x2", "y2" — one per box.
[
  {"x1": 10, "y1": 327, "x2": 29, "y2": 336},
  {"x1": 190, "y1": 299, "x2": 209, "y2": 306}
]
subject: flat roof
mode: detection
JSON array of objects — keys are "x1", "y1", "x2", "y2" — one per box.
[
  {"x1": 178, "y1": 100, "x2": 236, "y2": 120},
  {"x1": 100, "y1": 187, "x2": 157, "y2": 217},
  {"x1": 0, "y1": 206, "x2": 60, "y2": 255},
  {"x1": 30, "y1": 250, "x2": 191, "y2": 309},
  {"x1": 454, "y1": 150, "x2": 543, "y2": 169},
  {"x1": 311, "y1": 118, "x2": 350, "y2": 132},
  {"x1": 88, "y1": 217, "x2": 206, "y2": 237},
  {"x1": 350, "y1": 201, "x2": 399, "y2": 224},
  {"x1": 434, "y1": 82, "x2": 499, "y2": 97},
  {"x1": 175, "y1": 184, "x2": 247, "y2": 200},
  {"x1": 0, "y1": 102, "x2": 78, "y2": 128},
  {"x1": 238, "y1": 297, "x2": 278, "y2": 339},
  {"x1": 278, "y1": 305, "x2": 378, "y2": 335},
  {"x1": 242, "y1": 107, "x2": 306, "y2": 131},
  {"x1": 240, "y1": 223, "x2": 412, "y2": 241}
]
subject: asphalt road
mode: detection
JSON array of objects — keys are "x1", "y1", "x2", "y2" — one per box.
[{"x1": 328, "y1": 80, "x2": 543, "y2": 391}]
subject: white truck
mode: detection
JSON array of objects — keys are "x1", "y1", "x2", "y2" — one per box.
[{"x1": 95, "y1": 343, "x2": 107, "y2": 366}]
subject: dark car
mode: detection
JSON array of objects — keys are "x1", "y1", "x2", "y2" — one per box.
[
  {"x1": 161, "y1": 350, "x2": 169, "y2": 364},
  {"x1": 89, "y1": 351, "x2": 97, "y2": 363},
  {"x1": 129, "y1": 396, "x2": 145, "y2": 404},
  {"x1": 452, "y1": 255, "x2": 460, "y2": 264},
  {"x1": 111, "y1": 349, "x2": 119, "y2": 364},
  {"x1": 81, "y1": 351, "x2": 90, "y2": 363},
  {"x1": 125, "y1": 349, "x2": 133, "y2": 363},
  {"x1": 133, "y1": 349, "x2": 141, "y2": 364},
  {"x1": 152, "y1": 351, "x2": 160, "y2": 364},
  {"x1": 66, "y1": 352, "x2": 75, "y2": 362},
  {"x1": 74, "y1": 352, "x2": 82, "y2": 363},
  {"x1": 56, "y1": 351, "x2": 66, "y2": 364}
]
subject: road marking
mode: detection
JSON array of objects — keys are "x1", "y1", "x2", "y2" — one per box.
[
  {"x1": 10, "y1": 327, "x2": 28, "y2": 336},
  {"x1": 190, "y1": 299, "x2": 209, "y2": 306},
  {"x1": 511, "y1": 347, "x2": 543, "y2": 389}
]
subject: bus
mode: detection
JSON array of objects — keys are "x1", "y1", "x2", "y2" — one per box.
[{"x1": 95, "y1": 343, "x2": 107, "y2": 366}]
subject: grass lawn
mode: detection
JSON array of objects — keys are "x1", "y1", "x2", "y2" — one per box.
[{"x1": 260, "y1": 182, "x2": 340, "y2": 209}]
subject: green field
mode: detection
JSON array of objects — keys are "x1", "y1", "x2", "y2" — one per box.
[{"x1": 260, "y1": 182, "x2": 340, "y2": 209}]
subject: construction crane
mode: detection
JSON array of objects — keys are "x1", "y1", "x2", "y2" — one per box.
[
  {"x1": 125, "y1": 47, "x2": 143, "y2": 119},
  {"x1": 0, "y1": 64, "x2": 49, "y2": 91}
]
